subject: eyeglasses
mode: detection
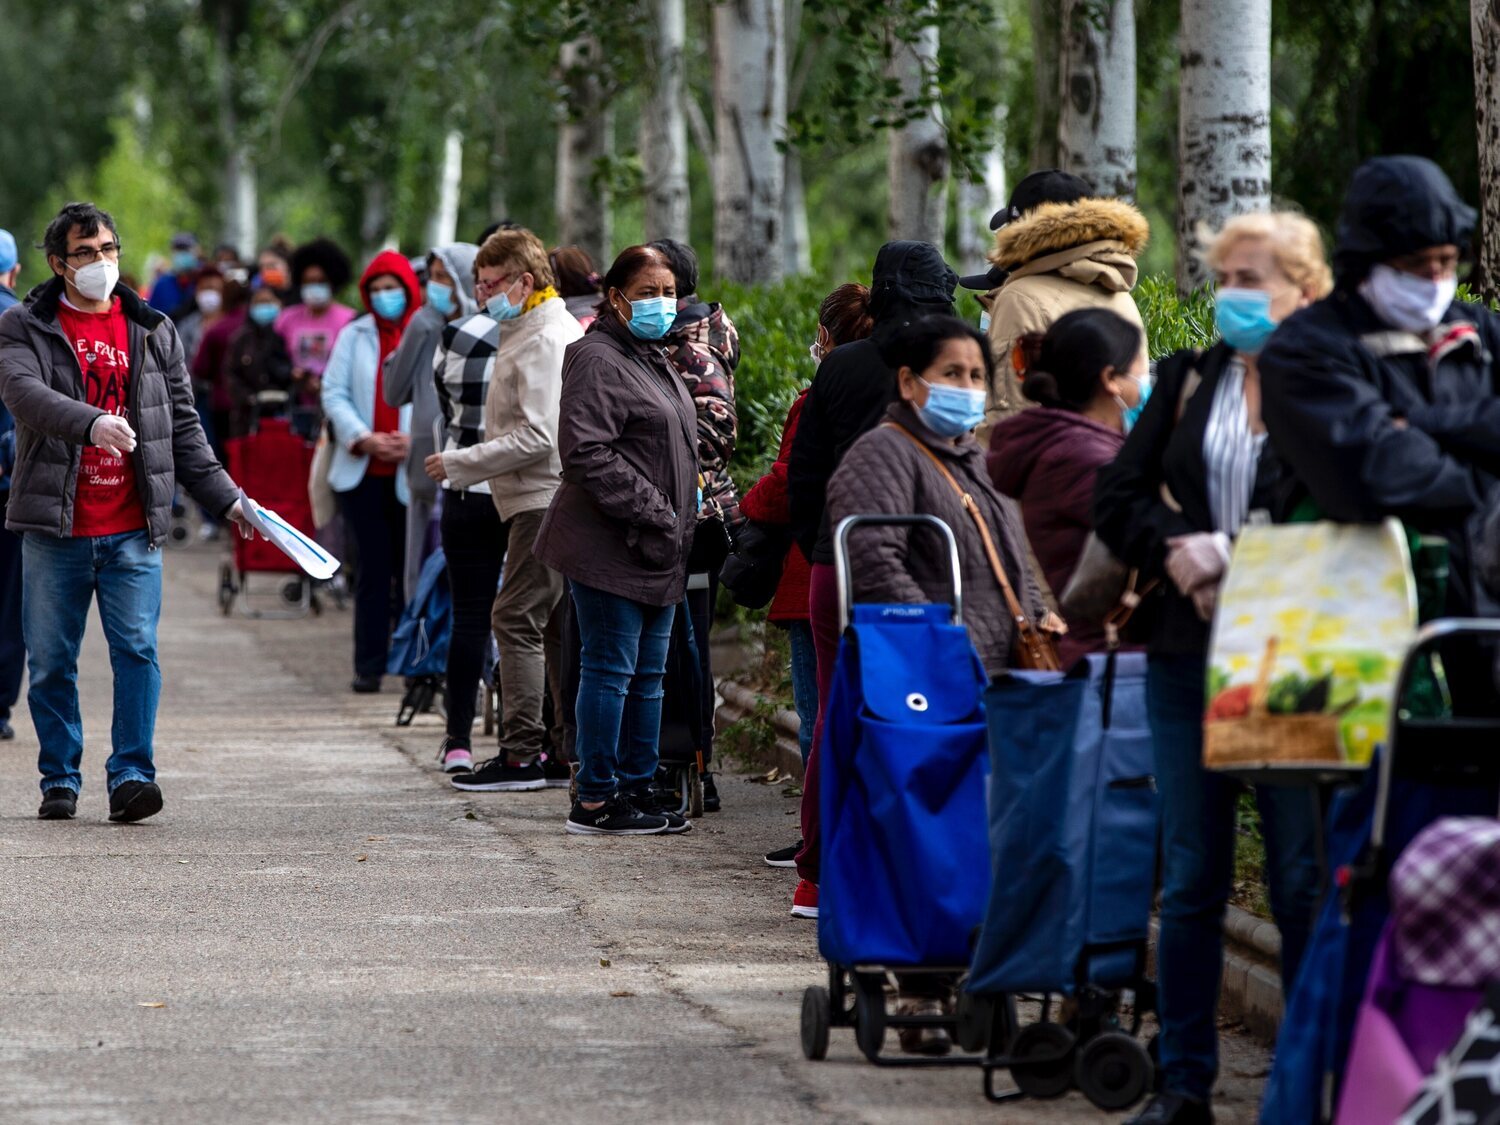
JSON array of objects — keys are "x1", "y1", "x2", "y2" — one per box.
[{"x1": 63, "y1": 242, "x2": 122, "y2": 265}]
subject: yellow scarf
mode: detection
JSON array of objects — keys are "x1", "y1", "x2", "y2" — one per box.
[{"x1": 523, "y1": 285, "x2": 559, "y2": 313}]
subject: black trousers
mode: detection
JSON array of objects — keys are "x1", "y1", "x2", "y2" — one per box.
[
  {"x1": 337, "y1": 473, "x2": 406, "y2": 678},
  {"x1": 440, "y1": 490, "x2": 508, "y2": 743},
  {"x1": 0, "y1": 493, "x2": 23, "y2": 720}
]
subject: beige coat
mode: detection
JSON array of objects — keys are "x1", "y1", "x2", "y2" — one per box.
[
  {"x1": 978, "y1": 197, "x2": 1150, "y2": 431},
  {"x1": 442, "y1": 296, "x2": 584, "y2": 520}
]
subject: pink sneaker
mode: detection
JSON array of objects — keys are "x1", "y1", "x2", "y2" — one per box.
[
  {"x1": 791, "y1": 879, "x2": 819, "y2": 919},
  {"x1": 437, "y1": 739, "x2": 473, "y2": 774}
]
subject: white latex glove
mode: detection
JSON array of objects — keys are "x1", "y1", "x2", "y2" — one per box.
[
  {"x1": 1190, "y1": 583, "x2": 1218, "y2": 622},
  {"x1": 1165, "y1": 532, "x2": 1232, "y2": 597},
  {"x1": 226, "y1": 498, "x2": 257, "y2": 540},
  {"x1": 90, "y1": 415, "x2": 137, "y2": 457}
]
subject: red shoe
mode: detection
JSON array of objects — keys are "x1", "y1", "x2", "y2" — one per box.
[{"x1": 791, "y1": 879, "x2": 819, "y2": 919}]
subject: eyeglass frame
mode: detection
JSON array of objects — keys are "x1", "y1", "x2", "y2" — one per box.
[{"x1": 60, "y1": 242, "x2": 123, "y2": 265}]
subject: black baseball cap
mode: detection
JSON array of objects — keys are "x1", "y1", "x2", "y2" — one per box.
[{"x1": 988, "y1": 169, "x2": 1093, "y2": 231}]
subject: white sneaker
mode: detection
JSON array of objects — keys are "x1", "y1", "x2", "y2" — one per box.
[{"x1": 437, "y1": 739, "x2": 473, "y2": 774}]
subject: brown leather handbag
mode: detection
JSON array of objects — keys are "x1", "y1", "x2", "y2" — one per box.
[{"x1": 887, "y1": 424, "x2": 1062, "y2": 672}]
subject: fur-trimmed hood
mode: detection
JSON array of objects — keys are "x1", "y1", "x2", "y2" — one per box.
[{"x1": 988, "y1": 197, "x2": 1149, "y2": 272}]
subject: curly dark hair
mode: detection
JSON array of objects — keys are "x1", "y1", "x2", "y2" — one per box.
[
  {"x1": 42, "y1": 202, "x2": 117, "y2": 262},
  {"x1": 647, "y1": 238, "x2": 699, "y2": 296},
  {"x1": 290, "y1": 237, "x2": 353, "y2": 290}
]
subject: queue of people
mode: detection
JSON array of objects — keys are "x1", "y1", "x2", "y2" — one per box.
[{"x1": 0, "y1": 149, "x2": 1497, "y2": 1120}]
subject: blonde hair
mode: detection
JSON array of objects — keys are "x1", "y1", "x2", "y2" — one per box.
[
  {"x1": 1205, "y1": 212, "x2": 1333, "y2": 299},
  {"x1": 475, "y1": 228, "x2": 555, "y2": 289}
]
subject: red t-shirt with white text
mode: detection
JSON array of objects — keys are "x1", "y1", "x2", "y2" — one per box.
[{"x1": 54, "y1": 298, "x2": 147, "y2": 537}]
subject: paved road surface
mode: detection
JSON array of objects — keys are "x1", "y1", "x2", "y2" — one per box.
[{"x1": 0, "y1": 546, "x2": 1271, "y2": 1123}]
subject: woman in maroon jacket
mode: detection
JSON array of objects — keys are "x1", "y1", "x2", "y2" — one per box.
[{"x1": 987, "y1": 308, "x2": 1145, "y2": 665}]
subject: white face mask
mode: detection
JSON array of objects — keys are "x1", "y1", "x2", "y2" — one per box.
[
  {"x1": 1360, "y1": 263, "x2": 1458, "y2": 334},
  {"x1": 69, "y1": 259, "x2": 119, "y2": 303},
  {"x1": 196, "y1": 289, "x2": 223, "y2": 314}
]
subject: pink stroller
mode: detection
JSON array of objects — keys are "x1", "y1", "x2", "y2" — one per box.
[{"x1": 1335, "y1": 816, "x2": 1500, "y2": 1124}]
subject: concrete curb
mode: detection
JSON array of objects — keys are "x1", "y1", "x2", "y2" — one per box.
[{"x1": 715, "y1": 675, "x2": 1286, "y2": 1045}]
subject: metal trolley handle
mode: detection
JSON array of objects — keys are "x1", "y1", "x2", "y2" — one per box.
[
  {"x1": 1370, "y1": 617, "x2": 1500, "y2": 852},
  {"x1": 833, "y1": 514, "x2": 963, "y2": 633}
]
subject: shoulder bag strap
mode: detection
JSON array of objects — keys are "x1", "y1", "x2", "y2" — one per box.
[{"x1": 884, "y1": 422, "x2": 1033, "y2": 633}]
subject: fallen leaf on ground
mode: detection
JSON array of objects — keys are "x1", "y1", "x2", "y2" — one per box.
[
  {"x1": 464, "y1": 812, "x2": 477, "y2": 820},
  {"x1": 609, "y1": 990, "x2": 635, "y2": 998},
  {"x1": 599, "y1": 958, "x2": 611, "y2": 968},
  {"x1": 138, "y1": 1002, "x2": 166, "y2": 1009},
  {"x1": 747, "y1": 768, "x2": 783, "y2": 785},
  {"x1": 366, "y1": 836, "x2": 386, "y2": 842},
  {"x1": 355, "y1": 854, "x2": 368, "y2": 862}
]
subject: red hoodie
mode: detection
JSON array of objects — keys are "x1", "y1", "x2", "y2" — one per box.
[{"x1": 358, "y1": 250, "x2": 420, "y2": 471}]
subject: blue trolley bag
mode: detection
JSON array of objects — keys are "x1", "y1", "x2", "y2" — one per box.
[
  {"x1": 969, "y1": 652, "x2": 1159, "y2": 995},
  {"x1": 387, "y1": 547, "x2": 452, "y2": 680},
  {"x1": 818, "y1": 515, "x2": 992, "y2": 969}
]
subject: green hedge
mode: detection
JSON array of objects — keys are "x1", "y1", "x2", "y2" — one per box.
[{"x1": 713, "y1": 272, "x2": 1221, "y2": 490}]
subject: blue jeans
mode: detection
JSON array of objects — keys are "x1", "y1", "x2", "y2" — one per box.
[
  {"x1": 1148, "y1": 654, "x2": 1324, "y2": 1101},
  {"x1": 23, "y1": 530, "x2": 163, "y2": 795},
  {"x1": 570, "y1": 582, "x2": 676, "y2": 803},
  {"x1": 787, "y1": 620, "x2": 817, "y2": 765}
]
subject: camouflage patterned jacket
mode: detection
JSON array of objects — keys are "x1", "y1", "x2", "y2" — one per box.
[{"x1": 663, "y1": 298, "x2": 741, "y2": 528}]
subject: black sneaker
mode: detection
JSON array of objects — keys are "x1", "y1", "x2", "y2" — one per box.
[
  {"x1": 625, "y1": 788, "x2": 692, "y2": 834},
  {"x1": 351, "y1": 674, "x2": 382, "y2": 694},
  {"x1": 566, "y1": 795, "x2": 669, "y2": 836},
  {"x1": 765, "y1": 840, "x2": 802, "y2": 868},
  {"x1": 702, "y1": 771, "x2": 721, "y2": 812},
  {"x1": 38, "y1": 787, "x2": 77, "y2": 820},
  {"x1": 541, "y1": 756, "x2": 572, "y2": 790},
  {"x1": 451, "y1": 756, "x2": 546, "y2": 792},
  {"x1": 0, "y1": 718, "x2": 14, "y2": 740},
  {"x1": 1124, "y1": 1092, "x2": 1213, "y2": 1125},
  {"x1": 108, "y1": 780, "x2": 164, "y2": 823}
]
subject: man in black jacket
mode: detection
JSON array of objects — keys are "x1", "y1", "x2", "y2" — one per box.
[
  {"x1": 783, "y1": 240, "x2": 957, "y2": 919},
  {"x1": 1260, "y1": 156, "x2": 1500, "y2": 713}
]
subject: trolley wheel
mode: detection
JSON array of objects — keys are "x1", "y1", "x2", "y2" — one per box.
[
  {"x1": 281, "y1": 577, "x2": 305, "y2": 605},
  {"x1": 1009, "y1": 1021, "x2": 1077, "y2": 1099},
  {"x1": 1075, "y1": 1031, "x2": 1153, "y2": 1111},
  {"x1": 687, "y1": 766, "x2": 705, "y2": 818},
  {"x1": 801, "y1": 986, "x2": 831, "y2": 1061},
  {"x1": 853, "y1": 974, "x2": 887, "y2": 1062},
  {"x1": 217, "y1": 563, "x2": 236, "y2": 616},
  {"x1": 955, "y1": 991, "x2": 993, "y2": 1054}
]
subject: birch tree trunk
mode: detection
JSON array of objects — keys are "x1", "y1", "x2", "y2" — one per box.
[
  {"x1": 782, "y1": 149, "x2": 811, "y2": 275},
  {"x1": 887, "y1": 20, "x2": 948, "y2": 246},
  {"x1": 215, "y1": 2, "x2": 255, "y2": 258},
  {"x1": 1058, "y1": 0, "x2": 1136, "y2": 199},
  {"x1": 957, "y1": 107, "x2": 1009, "y2": 274},
  {"x1": 711, "y1": 0, "x2": 786, "y2": 284},
  {"x1": 361, "y1": 181, "x2": 390, "y2": 260},
  {"x1": 487, "y1": 111, "x2": 509, "y2": 226},
  {"x1": 1473, "y1": 0, "x2": 1500, "y2": 301},
  {"x1": 556, "y1": 37, "x2": 614, "y2": 266},
  {"x1": 426, "y1": 130, "x2": 463, "y2": 249},
  {"x1": 1029, "y1": 0, "x2": 1061, "y2": 169},
  {"x1": 643, "y1": 0, "x2": 690, "y2": 243},
  {"x1": 1176, "y1": 0, "x2": 1271, "y2": 293}
]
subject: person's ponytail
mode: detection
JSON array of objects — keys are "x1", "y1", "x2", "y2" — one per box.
[{"x1": 1024, "y1": 308, "x2": 1143, "y2": 414}]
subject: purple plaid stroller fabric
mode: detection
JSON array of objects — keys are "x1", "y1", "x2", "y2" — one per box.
[{"x1": 1335, "y1": 818, "x2": 1500, "y2": 1124}]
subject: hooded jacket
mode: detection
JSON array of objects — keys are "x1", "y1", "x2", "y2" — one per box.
[
  {"x1": 1260, "y1": 156, "x2": 1500, "y2": 618},
  {"x1": 988, "y1": 405, "x2": 1125, "y2": 663},
  {"x1": 319, "y1": 252, "x2": 419, "y2": 501},
  {"x1": 977, "y1": 198, "x2": 1150, "y2": 428},
  {"x1": 0, "y1": 277, "x2": 238, "y2": 542},
  {"x1": 382, "y1": 242, "x2": 478, "y2": 502},
  {"x1": 788, "y1": 241, "x2": 958, "y2": 566},
  {"x1": 662, "y1": 298, "x2": 741, "y2": 526}
]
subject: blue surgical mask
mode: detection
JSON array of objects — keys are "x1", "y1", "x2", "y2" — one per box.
[
  {"x1": 301, "y1": 282, "x2": 333, "y2": 307},
  {"x1": 624, "y1": 296, "x2": 677, "y2": 340},
  {"x1": 248, "y1": 303, "x2": 279, "y2": 327},
  {"x1": 1215, "y1": 287, "x2": 1280, "y2": 354},
  {"x1": 915, "y1": 379, "x2": 987, "y2": 438},
  {"x1": 1121, "y1": 376, "x2": 1152, "y2": 432},
  {"x1": 172, "y1": 250, "x2": 198, "y2": 273},
  {"x1": 485, "y1": 279, "x2": 524, "y2": 321},
  {"x1": 426, "y1": 280, "x2": 456, "y2": 317},
  {"x1": 370, "y1": 289, "x2": 408, "y2": 321}
]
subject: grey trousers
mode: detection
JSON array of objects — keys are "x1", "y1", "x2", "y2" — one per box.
[
  {"x1": 402, "y1": 491, "x2": 436, "y2": 603},
  {"x1": 491, "y1": 509, "x2": 566, "y2": 763}
]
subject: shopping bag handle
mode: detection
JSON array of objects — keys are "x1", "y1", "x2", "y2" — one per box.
[
  {"x1": 1370, "y1": 617, "x2": 1500, "y2": 852},
  {"x1": 833, "y1": 514, "x2": 963, "y2": 633}
]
